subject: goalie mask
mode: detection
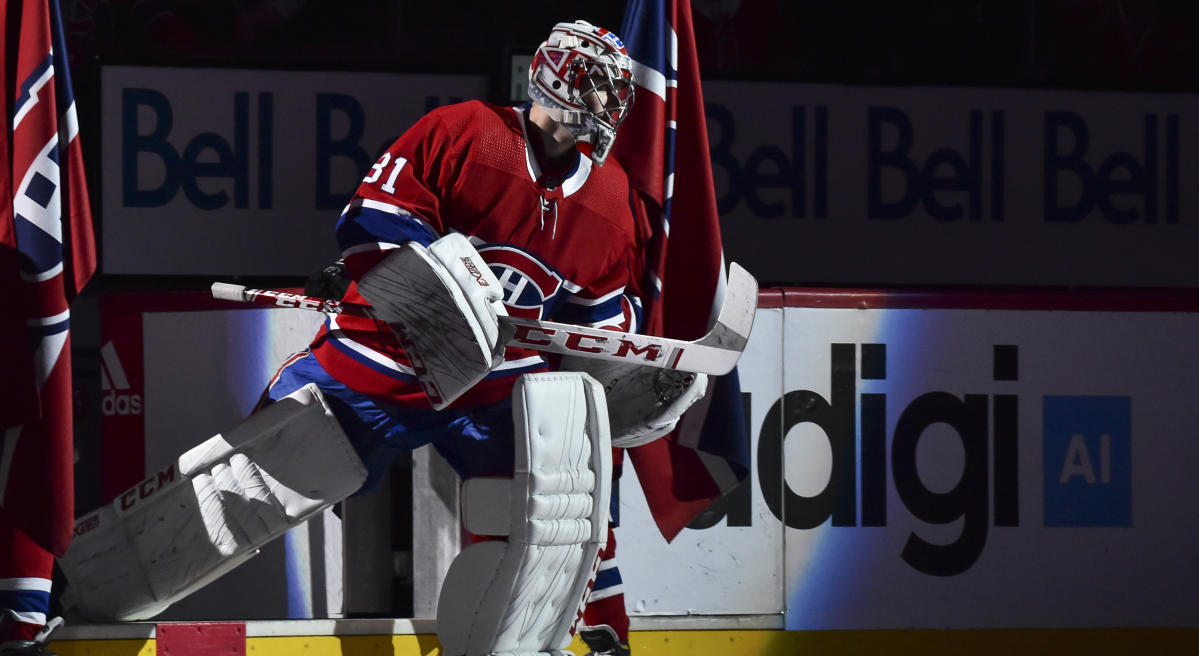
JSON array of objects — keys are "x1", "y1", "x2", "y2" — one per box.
[{"x1": 528, "y1": 20, "x2": 635, "y2": 165}]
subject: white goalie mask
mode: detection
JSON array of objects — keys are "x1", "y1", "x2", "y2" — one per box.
[{"x1": 528, "y1": 20, "x2": 636, "y2": 165}]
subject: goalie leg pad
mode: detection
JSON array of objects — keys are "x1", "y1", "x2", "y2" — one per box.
[
  {"x1": 58, "y1": 383, "x2": 367, "y2": 621},
  {"x1": 357, "y1": 233, "x2": 508, "y2": 410},
  {"x1": 437, "y1": 372, "x2": 612, "y2": 656}
]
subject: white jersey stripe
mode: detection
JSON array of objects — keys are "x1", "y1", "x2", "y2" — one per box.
[
  {"x1": 327, "y1": 316, "x2": 417, "y2": 376},
  {"x1": 341, "y1": 241, "x2": 402, "y2": 259},
  {"x1": 342, "y1": 197, "x2": 421, "y2": 219},
  {"x1": 563, "y1": 286, "x2": 625, "y2": 307},
  {"x1": 0, "y1": 578, "x2": 52, "y2": 593},
  {"x1": 492, "y1": 354, "x2": 545, "y2": 372},
  {"x1": 11, "y1": 610, "x2": 47, "y2": 626},
  {"x1": 585, "y1": 585, "x2": 624, "y2": 602}
]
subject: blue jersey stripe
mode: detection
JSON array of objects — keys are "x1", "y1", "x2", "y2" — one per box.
[
  {"x1": 336, "y1": 205, "x2": 439, "y2": 252},
  {"x1": 593, "y1": 566, "x2": 623, "y2": 591},
  {"x1": 553, "y1": 295, "x2": 627, "y2": 327}
]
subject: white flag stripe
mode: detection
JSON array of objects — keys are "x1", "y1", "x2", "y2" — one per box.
[
  {"x1": 61, "y1": 102, "x2": 80, "y2": 141},
  {"x1": 12, "y1": 64, "x2": 54, "y2": 130},
  {"x1": 33, "y1": 331, "x2": 68, "y2": 390},
  {"x1": 630, "y1": 60, "x2": 666, "y2": 101},
  {"x1": 18, "y1": 261, "x2": 63, "y2": 283},
  {"x1": 669, "y1": 27, "x2": 678, "y2": 74},
  {"x1": 25, "y1": 308, "x2": 69, "y2": 326},
  {"x1": 14, "y1": 136, "x2": 64, "y2": 243}
]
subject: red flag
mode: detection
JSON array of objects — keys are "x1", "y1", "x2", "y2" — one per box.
[
  {"x1": 613, "y1": 0, "x2": 750, "y2": 541},
  {"x1": 2, "y1": 0, "x2": 97, "y2": 556}
]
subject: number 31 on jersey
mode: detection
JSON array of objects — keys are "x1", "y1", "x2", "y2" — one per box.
[{"x1": 364, "y1": 152, "x2": 409, "y2": 193}]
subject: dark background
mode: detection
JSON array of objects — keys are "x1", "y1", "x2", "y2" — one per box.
[
  {"x1": 61, "y1": 0, "x2": 1199, "y2": 92},
  {"x1": 57, "y1": 0, "x2": 1199, "y2": 291}
]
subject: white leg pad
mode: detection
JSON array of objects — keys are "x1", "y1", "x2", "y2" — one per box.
[
  {"x1": 437, "y1": 372, "x2": 612, "y2": 656},
  {"x1": 58, "y1": 383, "x2": 367, "y2": 621}
]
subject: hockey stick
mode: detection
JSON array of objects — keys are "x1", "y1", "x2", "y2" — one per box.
[{"x1": 211, "y1": 262, "x2": 757, "y2": 375}]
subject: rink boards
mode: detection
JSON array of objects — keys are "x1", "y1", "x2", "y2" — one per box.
[
  {"x1": 44, "y1": 620, "x2": 1199, "y2": 655},
  {"x1": 82, "y1": 286, "x2": 1199, "y2": 654}
]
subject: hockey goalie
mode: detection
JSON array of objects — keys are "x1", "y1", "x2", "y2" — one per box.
[{"x1": 59, "y1": 19, "x2": 717, "y2": 656}]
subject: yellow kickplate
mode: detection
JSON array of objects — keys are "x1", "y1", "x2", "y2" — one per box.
[
  {"x1": 46, "y1": 639, "x2": 155, "y2": 656},
  {"x1": 48, "y1": 627, "x2": 1199, "y2": 656}
]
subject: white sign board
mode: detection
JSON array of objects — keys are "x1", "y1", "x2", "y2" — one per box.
[
  {"x1": 619, "y1": 299, "x2": 1199, "y2": 629},
  {"x1": 703, "y1": 82, "x2": 1199, "y2": 288},
  {"x1": 100, "y1": 66, "x2": 487, "y2": 276}
]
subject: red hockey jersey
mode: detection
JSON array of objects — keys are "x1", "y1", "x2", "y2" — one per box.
[{"x1": 311, "y1": 100, "x2": 642, "y2": 409}]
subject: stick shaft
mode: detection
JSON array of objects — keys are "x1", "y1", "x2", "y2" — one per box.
[
  {"x1": 211, "y1": 283, "x2": 371, "y2": 316},
  {"x1": 210, "y1": 281, "x2": 751, "y2": 375}
]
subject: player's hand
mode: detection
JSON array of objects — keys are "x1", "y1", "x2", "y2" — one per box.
[{"x1": 304, "y1": 259, "x2": 352, "y2": 300}]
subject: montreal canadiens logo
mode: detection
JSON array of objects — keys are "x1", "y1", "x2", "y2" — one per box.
[{"x1": 478, "y1": 245, "x2": 565, "y2": 319}]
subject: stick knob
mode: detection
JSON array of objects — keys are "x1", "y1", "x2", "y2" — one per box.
[{"x1": 210, "y1": 282, "x2": 248, "y2": 302}]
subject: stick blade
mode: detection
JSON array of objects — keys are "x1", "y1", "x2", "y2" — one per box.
[
  {"x1": 683, "y1": 262, "x2": 758, "y2": 375},
  {"x1": 672, "y1": 344, "x2": 744, "y2": 376},
  {"x1": 716, "y1": 262, "x2": 758, "y2": 341}
]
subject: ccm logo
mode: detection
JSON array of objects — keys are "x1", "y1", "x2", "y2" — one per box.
[
  {"x1": 118, "y1": 465, "x2": 178, "y2": 513},
  {"x1": 265, "y1": 290, "x2": 331, "y2": 311},
  {"x1": 461, "y1": 257, "x2": 490, "y2": 286},
  {"x1": 510, "y1": 324, "x2": 664, "y2": 362}
]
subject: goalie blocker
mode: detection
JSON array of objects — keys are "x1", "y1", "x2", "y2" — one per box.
[
  {"x1": 357, "y1": 233, "x2": 509, "y2": 410},
  {"x1": 58, "y1": 384, "x2": 367, "y2": 621}
]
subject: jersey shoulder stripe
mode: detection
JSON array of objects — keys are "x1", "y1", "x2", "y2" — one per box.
[
  {"x1": 553, "y1": 293, "x2": 627, "y2": 328},
  {"x1": 337, "y1": 201, "x2": 439, "y2": 252}
]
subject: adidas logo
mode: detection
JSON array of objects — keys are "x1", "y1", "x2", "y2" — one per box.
[{"x1": 100, "y1": 341, "x2": 142, "y2": 416}]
